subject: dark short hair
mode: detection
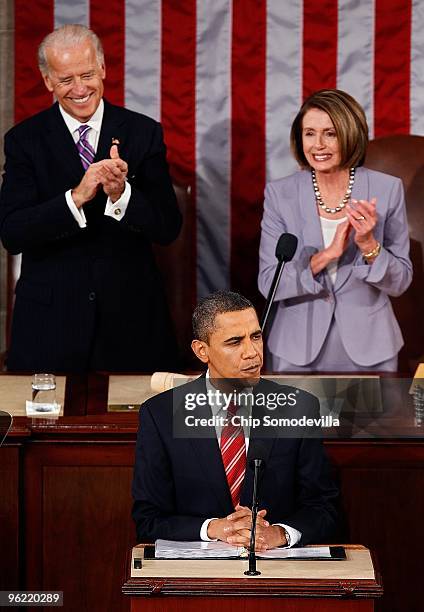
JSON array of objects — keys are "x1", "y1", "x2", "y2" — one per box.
[
  {"x1": 290, "y1": 89, "x2": 369, "y2": 169},
  {"x1": 192, "y1": 290, "x2": 255, "y2": 343}
]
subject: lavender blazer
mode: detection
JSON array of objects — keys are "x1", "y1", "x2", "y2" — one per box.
[{"x1": 258, "y1": 167, "x2": 412, "y2": 367}]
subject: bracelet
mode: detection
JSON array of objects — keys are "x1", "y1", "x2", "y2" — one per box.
[{"x1": 362, "y1": 241, "x2": 381, "y2": 260}]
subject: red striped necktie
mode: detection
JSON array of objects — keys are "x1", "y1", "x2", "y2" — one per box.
[{"x1": 220, "y1": 403, "x2": 246, "y2": 508}]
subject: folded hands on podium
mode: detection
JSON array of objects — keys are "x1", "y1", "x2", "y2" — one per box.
[{"x1": 207, "y1": 505, "x2": 287, "y2": 551}]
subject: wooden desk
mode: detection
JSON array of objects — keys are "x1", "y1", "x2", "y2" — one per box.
[
  {"x1": 123, "y1": 545, "x2": 382, "y2": 611},
  {"x1": 1, "y1": 373, "x2": 423, "y2": 612}
]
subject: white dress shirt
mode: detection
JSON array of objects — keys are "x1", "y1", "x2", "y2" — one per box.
[
  {"x1": 59, "y1": 99, "x2": 131, "y2": 228},
  {"x1": 200, "y1": 372, "x2": 301, "y2": 547}
]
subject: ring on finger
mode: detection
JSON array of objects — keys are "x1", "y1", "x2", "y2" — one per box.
[{"x1": 355, "y1": 215, "x2": 366, "y2": 221}]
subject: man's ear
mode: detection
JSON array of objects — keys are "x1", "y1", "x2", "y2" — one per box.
[
  {"x1": 42, "y1": 73, "x2": 54, "y2": 93},
  {"x1": 191, "y1": 339, "x2": 209, "y2": 364}
]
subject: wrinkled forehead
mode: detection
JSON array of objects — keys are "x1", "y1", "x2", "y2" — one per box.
[{"x1": 45, "y1": 40, "x2": 100, "y2": 70}]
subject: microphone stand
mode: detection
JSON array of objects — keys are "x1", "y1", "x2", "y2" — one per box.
[
  {"x1": 244, "y1": 459, "x2": 262, "y2": 576},
  {"x1": 260, "y1": 259, "x2": 286, "y2": 334},
  {"x1": 260, "y1": 232, "x2": 297, "y2": 334}
]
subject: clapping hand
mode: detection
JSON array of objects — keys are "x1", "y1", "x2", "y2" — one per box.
[
  {"x1": 100, "y1": 144, "x2": 128, "y2": 202},
  {"x1": 346, "y1": 198, "x2": 378, "y2": 252},
  {"x1": 71, "y1": 144, "x2": 128, "y2": 207},
  {"x1": 326, "y1": 219, "x2": 352, "y2": 260}
]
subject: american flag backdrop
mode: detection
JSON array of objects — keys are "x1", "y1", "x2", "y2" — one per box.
[{"x1": 14, "y1": 0, "x2": 424, "y2": 305}]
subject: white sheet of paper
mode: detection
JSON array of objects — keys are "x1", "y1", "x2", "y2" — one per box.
[
  {"x1": 155, "y1": 539, "x2": 242, "y2": 558},
  {"x1": 258, "y1": 546, "x2": 331, "y2": 559},
  {"x1": 155, "y1": 540, "x2": 332, "y2": 560}
]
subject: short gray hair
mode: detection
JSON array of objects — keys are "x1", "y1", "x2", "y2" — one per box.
[
  {"x1": 192, "y1": 291, "x2": 255, "y2": 343},
  {"x1": 38, "y1": 24, "x2": 104, "y2": 75}
]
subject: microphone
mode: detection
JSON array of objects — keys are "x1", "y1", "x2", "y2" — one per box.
[
  {"x1": 260, "y1": 233, "x2": 298, "y2": 333},
  {"x1": 276, "y1": 232, "x2": 298, "y2": 262},
  {"x1": 244, "y1": 455, "x2": 267, "y2": 576}
]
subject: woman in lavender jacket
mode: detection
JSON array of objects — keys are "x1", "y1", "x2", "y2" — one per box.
[{"x1": 258, "y1": 89, "x2": 412, "y2": 372}]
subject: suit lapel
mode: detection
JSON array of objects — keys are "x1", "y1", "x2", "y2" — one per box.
[
  {"x1": 94, "y1": 100, "x2": 126, "y2": 163},
  {"x1": 334, "y1": 166, "x2": 369, "y2": 292},
  {"x1": 240, "y1": 380, "x2": 276, "y2": 507},
  {"x1": 298, "y1": 169, "x2": 325, "y2": 254},
  {"x1": 182, "y1": 378, "x2": 233, "y2": 514},
  {"x1": 297, "y1": 170, "x2": 333, "y2": 291},
  {"x1": 189, "y1": 435, "x2": 233, "y2": 513},
  {"x1": 45, "y1": 103, "x2": 85, "y2": 184},
  {"x1": 44, "y1": 101, "x2": 127, "y2": 186},
  {"x1": 240, "y1": 436, "x2": 275, "y2": 507}
]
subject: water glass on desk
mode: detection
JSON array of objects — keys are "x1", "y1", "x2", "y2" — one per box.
[{"x1": 29, "y1": 373, "x2": 58, "y2": 414}]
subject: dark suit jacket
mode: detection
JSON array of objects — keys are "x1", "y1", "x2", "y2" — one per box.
[
  {"x1": 0, "y1": 100, "x2": 182, "y2": 372},
  {"x1": 132, "y1": 377, "x2": 339, "y2": 545}
]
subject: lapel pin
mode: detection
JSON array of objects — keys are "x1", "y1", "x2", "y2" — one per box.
[{"x1": 112, "y1": 137, "x2": 120, "y2": 146}]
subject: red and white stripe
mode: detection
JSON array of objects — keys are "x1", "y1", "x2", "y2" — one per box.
[
  {"x1": 13, "y1": 0, "x2": 424, "y2": 307},
  {"x1": 410, "y1": 0, "x2": 424, "y2": 134},
  {"x1": 266, "y1": 0, "x2": 302, "y2": 182},
  {"x1": 55, "y1": 0, "x2": 89, "y2": 29},
  {"x1": 220, "y1": 408, "x2": 246, "y2": 507},
  {"x1": 337, "y1": 0, "x2": 375, "y2": 139},
  {"x1": 125, "y1": 0, "x2": 162, "y2": 121}
]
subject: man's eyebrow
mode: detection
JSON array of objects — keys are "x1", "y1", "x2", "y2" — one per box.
[
  {"x1": 223, "y1": 335, "x2": 244, "y2": 344},
  {"x1": 223, "y1": 329, "x2": 262, "y2": 343}
]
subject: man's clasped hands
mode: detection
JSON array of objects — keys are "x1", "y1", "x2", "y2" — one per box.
[
  {"x1": 71, "y1": 144, "x2": 128, "y2": 208},
  {"x1": 207, "y1": 505, "x2": 287, "y2": 551}
]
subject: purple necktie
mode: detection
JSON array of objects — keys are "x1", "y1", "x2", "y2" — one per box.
[{"x1": 76, "y1": 125, "x2": 95, "y2": 171}]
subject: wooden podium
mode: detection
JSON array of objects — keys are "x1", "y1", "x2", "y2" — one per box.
[{"x1": 123, "y1": 545, "x2": 382, "y2": 612}]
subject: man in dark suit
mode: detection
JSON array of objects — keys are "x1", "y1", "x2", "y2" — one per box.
[
  {"x1": 132, "y1": 291, "x2": 339, "y2": 549},
  {"x1": 0, "y1": 24, "x2": 181, "y2": 372}
]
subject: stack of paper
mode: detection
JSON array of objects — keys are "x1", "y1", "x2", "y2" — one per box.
[
  {"x1": 155, "y1": 540, "x2": 243, "y2": 558},
  {"x1": 259, "y1": 546, "x2": 331, "y2": 559},
  {"x1": 155, "y1": 540, "x2": 333, "y2": 560}
]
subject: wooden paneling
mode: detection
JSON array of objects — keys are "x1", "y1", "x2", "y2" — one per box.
[
  {"x1": 339, "y1": 468, "x2": 424, "y2": 612},
  {"x1": 0, "y1": 423, "x2": 423, "y2": 612},
  {"x1": 24, "y1": 443, "x2": 135, "y2": 612},
  {"x1": 0, "y1": 445, "x2": 20, "y2": 590},
  {"x1": 326, "y1": 442, "x2": 424, "y2": 612},
  {"x1": 130, "y1": 596, "x2": 375, "y2": 612},
  {"x1": 43, "y1": 465, "x2": 133, "y2": 609}
]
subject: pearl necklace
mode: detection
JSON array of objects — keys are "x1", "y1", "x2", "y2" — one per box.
[{"x1": 311, "y1": 167, "x2": 355, "y2": 214}]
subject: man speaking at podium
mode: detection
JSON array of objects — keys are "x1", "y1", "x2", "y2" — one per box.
[
  {"x1": 0, "y1": 24, "x2": 181, "y2": 372},
  {"x1": 132, "y1": 291, "x2": 339, "y2": 550}
]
